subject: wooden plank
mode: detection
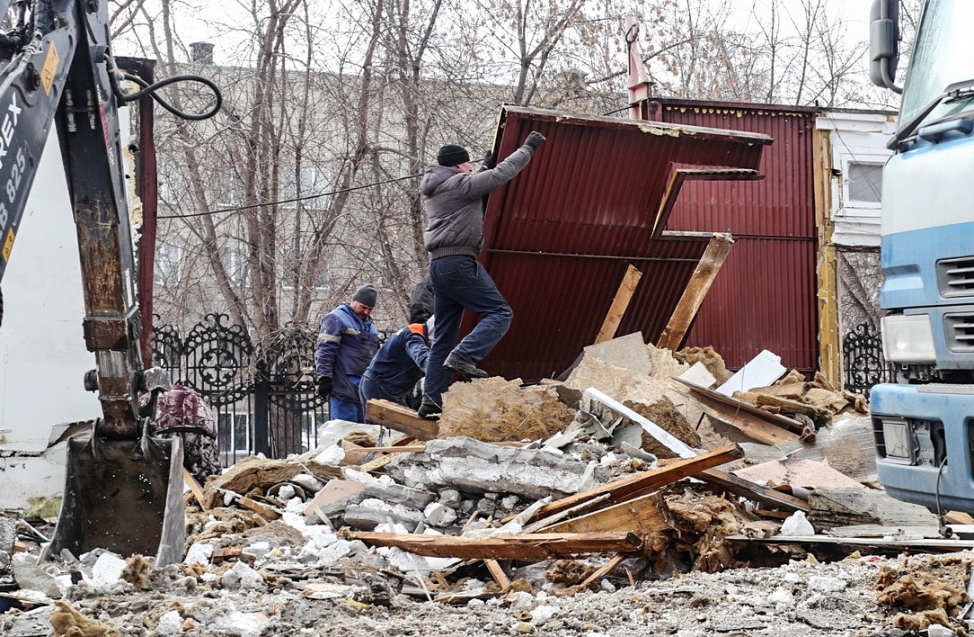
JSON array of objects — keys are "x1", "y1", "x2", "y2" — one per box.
[
  {"x1": 350, "y1": 531, "x2": 643, "y2": 561},
  {"x1": 511, "y1": 443, "x2": 742, "y2": 525},
  {"x1": 359, "y1": 453, "x2": 398, "y2": 473},
  {"x1": 183, "y1": 467, "x2": 208, "y2": 510},
  {"x1": 523, "y1": 494, "x2": 613, "y2": 534},
  {"x1": 484, "y1": 559, "x2": 511, "y2": 592},
  {"x1": 807, "y1": 486, "x2": 939, "y2": 529},
  {"x1": 813, "y1": 126, "x2": 842, "y2": 388},
  {"x1": 365, "y1": 399, "x2": 439, "y2": 441},
  {"x1": 657, "y1": 234, "x2": 733, "y2": 351},
  {"x1": 362, "y1": 445, "x2": 426, "y2": 453},
  {"x1": 358, "y1": 436, "x2": 419, "y2": 472},
  {"x1": 698, "y1": 469, "x2": 809, "y2": 512},
  {"x1": 237, "y1": 495, "x2": 282, "y2": 520},
  {"x1": 594, "y1": 264, "x2": 642, "y2": 344},
  {"x1": 434, "y1": 590, "x2": 500, "y2": 605},
  {"x1": 542, "y1": 491, "x2": 669, "y2": 535},
  {"x1": 576, "y1": 553, "x2": 627, "y2": 590},
  {"x1": 674, "y1": 377, "x2": 805, "y2": 439}
]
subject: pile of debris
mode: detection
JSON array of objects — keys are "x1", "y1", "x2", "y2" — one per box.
[{"x1": 3, "y1": 333, "x2": 974, "y2": 635}]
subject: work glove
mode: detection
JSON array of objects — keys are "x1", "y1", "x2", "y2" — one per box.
[
  {"x1": 482, "y1": 149, "x2": 499, "y2": 170},
  {"x1": 524, "y1": 131, "x2": 546, "y2": 151},
  {"x1": 317, "y1": 377, "x2": 333, "y2": 400}
]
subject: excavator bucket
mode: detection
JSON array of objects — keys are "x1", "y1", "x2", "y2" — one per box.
[{"x1": 46, "y1": 429, "x2": 186, "y2": 567}]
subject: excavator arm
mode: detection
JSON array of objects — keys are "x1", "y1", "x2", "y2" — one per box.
[
  {"x1": 0, "y1": 0, "x2": 220, "y2": 565},
  {"x1": 0, "y1": 0, "x2": 148, "y2": 435}
]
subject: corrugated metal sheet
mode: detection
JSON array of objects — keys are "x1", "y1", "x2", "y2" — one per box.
[
  {"x1": 644, "y1": 99, "x2": 821, "y2": 372},
  {"x1": 470, "y1": 106, "x2": 772, "y2": 382}
]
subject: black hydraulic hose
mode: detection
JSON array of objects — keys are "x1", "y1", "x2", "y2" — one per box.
[{"x1": 116, "y1": 71, "x2": 222, "y2": 121}]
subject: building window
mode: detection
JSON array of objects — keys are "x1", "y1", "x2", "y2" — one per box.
[
  {"x1": 848, "y1": 162, "x2": 883, "y2": 204},
  {"x1": 218, "y1": 412, "x2": 252, "y2": 460}
]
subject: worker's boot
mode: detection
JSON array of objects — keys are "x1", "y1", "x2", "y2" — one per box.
[
  {"x1": 443, "y1": 352, "x2": 489, "y2": 379},
  {"x1": 417, "y1": 397, "x2": 442, "y2": 420}
]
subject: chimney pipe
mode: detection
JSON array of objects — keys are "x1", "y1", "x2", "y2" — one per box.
[{"x1": 189, "y1": 42, "x2": 214, "y2": 65}]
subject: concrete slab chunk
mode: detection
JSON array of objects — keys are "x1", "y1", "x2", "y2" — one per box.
[{"x1": 386, "y1": 436, "x2": 607, "y2": 500}]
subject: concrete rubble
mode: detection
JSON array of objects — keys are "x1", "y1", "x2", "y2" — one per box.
[{"x1": 3, "y1": 335, "x2": 974, "y2": 636}]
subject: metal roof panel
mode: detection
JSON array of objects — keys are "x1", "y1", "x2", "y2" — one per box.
[{"x1": 466, "y1": 106, "x2": 772, "y2": 381}]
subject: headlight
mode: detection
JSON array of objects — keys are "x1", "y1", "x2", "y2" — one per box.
[{"x1": 882, "y1": 314, "x2": 936, "y2": 364}]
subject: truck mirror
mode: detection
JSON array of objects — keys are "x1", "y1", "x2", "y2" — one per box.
[{"x1": 869, "y1": 0, "x2": 902, "y2": 93}]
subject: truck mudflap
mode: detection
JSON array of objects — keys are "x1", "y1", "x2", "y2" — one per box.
[
  {"x1": 871, "y1": 382, "x2": 974, "y2": 513},
  {"x1": 45, "y1": 427, "x2": 185, "y2": 567}
]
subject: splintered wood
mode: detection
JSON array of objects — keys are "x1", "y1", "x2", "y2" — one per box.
[
  {"x1": 365, "y1": 399, "x2": 440, "y2": 440},
  {"x1": 516, "y1": 443, "x2": 743, "y2": 523},
  {"x1": 348, "y1": 531, "x2": 643, "y2": 560}
]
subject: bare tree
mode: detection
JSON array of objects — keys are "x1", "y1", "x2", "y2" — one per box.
[{"x1": 124, "y1": 0, "x2": 900, "y2": 343}]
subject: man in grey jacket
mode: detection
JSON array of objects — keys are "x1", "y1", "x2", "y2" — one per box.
[{"x1": 417, "y1": 131, "x2": 546, "y2": 418}]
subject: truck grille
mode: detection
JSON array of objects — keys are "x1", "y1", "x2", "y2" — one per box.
[
  {"x1": 946, "y1": 312, "x2": 974, "y2": 352},
  {"x1": 939, "y1": 256, "x2": 974, "y2": 297}
]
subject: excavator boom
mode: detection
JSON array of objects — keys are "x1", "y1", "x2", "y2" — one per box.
[{"x1": 0, "y1": 0, "x2": 219, "y2": 565}]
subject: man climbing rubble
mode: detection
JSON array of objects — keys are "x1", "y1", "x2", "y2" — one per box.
[{"x1": 418, "y1": 132, "x2": 546, "y2": 419}]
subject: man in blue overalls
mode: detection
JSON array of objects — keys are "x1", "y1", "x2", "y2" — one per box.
[{"x1": 315, "y1": 284, "x2": 381, "y2": 423}]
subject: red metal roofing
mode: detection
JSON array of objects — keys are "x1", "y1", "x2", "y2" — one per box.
[
  {"x1": 470, "y1": 106, "x2": 772, "y2": 382},
  {"x1": 643, "y1": 100, "x2": 820, "y2": 373}
]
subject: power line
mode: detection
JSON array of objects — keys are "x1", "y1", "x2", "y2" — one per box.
[{"x1": 157, "y1": 173, "x2": 420, "y2": 219}]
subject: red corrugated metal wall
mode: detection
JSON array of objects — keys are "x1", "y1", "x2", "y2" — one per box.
[
  {"x1": 473, "y1": 107, "x2": 772, "y2": 381},
  {"x1": 644, "y1": 101, "x2": 819, "y2": 373}
]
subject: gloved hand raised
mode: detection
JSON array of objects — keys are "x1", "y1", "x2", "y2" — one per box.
[
  {"x1": 482, "y1": 149, "x2": 499, "y2": 170},
  {"x1": 524, "y1": 131, "x2": 546, "y2": 151},
  {"x1": 317, "y1": 377, "x2": 333, "y2": 399}
]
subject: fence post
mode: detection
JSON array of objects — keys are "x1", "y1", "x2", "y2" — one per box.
[{"x1": 254, "y1": 359, "x2": 270, "y2": 456}]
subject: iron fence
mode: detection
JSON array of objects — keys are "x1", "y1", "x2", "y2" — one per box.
[
  {"x1": 843, "y1": 322, "x2": 895, "y2": 399},
  {"x1": 152, "y1": 313, "x2": 327, "y2": 466}
]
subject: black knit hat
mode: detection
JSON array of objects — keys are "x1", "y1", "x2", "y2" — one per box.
[
  {"x1": 353, "y1": 284, "x2": 378, "y2": 307},
  {"x1": 437, "y1": 144, "x2": 470, "y2": 167}
]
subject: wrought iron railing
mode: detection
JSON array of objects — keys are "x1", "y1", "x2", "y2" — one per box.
[
  {"x1": 152, "y1": 313, "x2": 326, "y2": 466},
  {"x1": 842, "y1": 322, "x2": 895, "y2": 399}
]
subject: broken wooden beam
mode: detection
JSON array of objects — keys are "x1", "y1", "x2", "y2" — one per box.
[
  {"x1": 698, "y1": 468, "x2": 809, "y2": 512},
  {"x1": 674, "y1": 377, "x2": 805, "y2": 440},
  {"x1": 349, "y1": 531, "x2": 643, "y2": 561},
  {"x1": 594, "y1": 264, "x2": 643, "y2": 344},
  {"x1": 738, "y1": 391, "x2": 832, "y2": 426},
  {"x1": 510, "y1": 443, "x2": 742, "y2": 524},
  {"x1": 657, "y1": 233, "x2": 733, "y2": 351},
  {"x1": 484, "y1": 559, "x2": 511, "y2": 592},
  {"x1": 365, "y1": 399, "x2": 440, "y2": 440},
  {"x1": 237, "y1": 496, "x2": 282, "y2": 520},
  {"x1": 541, "y1": 491, "x2": 669, "y2": 535},
  {"x1": 575, "y1": 553, "x2": 627, "y2": 591},
  {"x1": 183, "y1": 468, "x2": 208, "y2": 510}
]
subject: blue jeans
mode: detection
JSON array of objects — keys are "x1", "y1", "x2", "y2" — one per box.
[{"x1": 424, "y1": 255, "x2": 512, "y2": 405}]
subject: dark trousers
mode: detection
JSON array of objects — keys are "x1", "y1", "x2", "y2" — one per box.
[
  {"x1": 424, "y1": 255, "x2": 512, "y2": 405},
  {"x1": 359, "y1": 371, "x2": 402, "y2": 413}
]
